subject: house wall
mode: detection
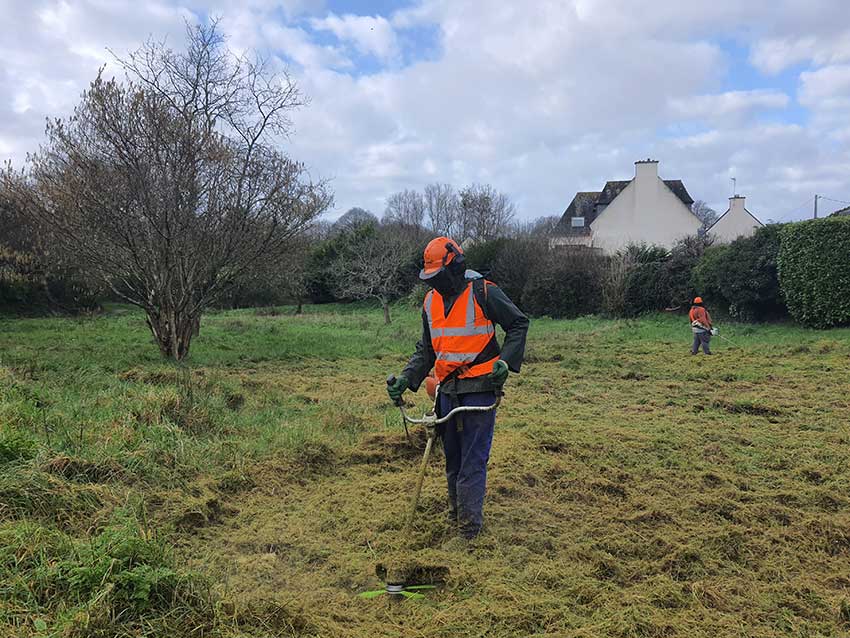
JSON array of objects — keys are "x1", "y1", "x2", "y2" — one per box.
[
  {"x1": 589, "y1": 163, "x2": 702, "y2": 254},
  {"x1": 708, "y1": 197, "x2": 762, "y2": 243}
]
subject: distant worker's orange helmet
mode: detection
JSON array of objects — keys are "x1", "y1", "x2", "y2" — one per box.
[
  {"x1": 693, "y1": 296, "x2": 703, "y2": 304},
  {"x1": 420, "y1": 237, "x2": 464, "y2": 281}
]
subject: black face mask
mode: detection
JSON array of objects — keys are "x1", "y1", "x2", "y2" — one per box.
[{"x1": 428, "y1": 265, "x2": 464, "y2": 298}]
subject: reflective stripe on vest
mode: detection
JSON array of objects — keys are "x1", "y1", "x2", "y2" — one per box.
[{"x1": 424, "y1": 283, "x2": 498, "y2": 382}]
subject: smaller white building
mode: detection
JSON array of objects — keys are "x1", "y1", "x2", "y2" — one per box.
[{"x1": 706, "y1": 196, "x2": 763, "y2": 243}]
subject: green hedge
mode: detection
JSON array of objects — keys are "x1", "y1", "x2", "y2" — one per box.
[
  {"x1": 778, "y1": 217, "x2": 850, "y2": 328},
  {"x1": 691, "y1": 225, "x2": 785, "y2": 321},
  {"x1": 623, "y1": 261, "x2": 669, "y2": 316},
  {"x1": 521, "y1": 253, "x2": 603, "y2": 318}
]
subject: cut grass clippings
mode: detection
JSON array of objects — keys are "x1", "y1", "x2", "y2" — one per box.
[{"x1": 1, "y1": 304, "x2": 850, "y2": 636}]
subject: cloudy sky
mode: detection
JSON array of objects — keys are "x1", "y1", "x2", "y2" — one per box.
[{"x1": 2, "y1": 0, "x2": 850, "y2": 222}]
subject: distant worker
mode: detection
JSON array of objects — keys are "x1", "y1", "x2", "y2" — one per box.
[
  {"x1": 387, "y1": 237, "x2": 529, "y2": 541},
  {"x1": 689, "y1": 296, "x2": 713, "y2": 355}
]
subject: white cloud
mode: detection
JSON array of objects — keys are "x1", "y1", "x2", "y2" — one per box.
[
  {"x1": 311, "y1": 13, "x2": 399, "y2": 62},
  {"x1": 262, "y1": 22, "x2": 351, "y2": 69},
  {"x1": 2, "y1": 0, "x2": 850, "y2": 224},
  {"x1": 751, "y1": 31, "x2": 850, "y2": 74},
  {"x1": 668, "y1": 90, "x2": 789, "y2": 121},
  {"x1": 799, "y1": 65, "x2": 850, "y2": 109}
]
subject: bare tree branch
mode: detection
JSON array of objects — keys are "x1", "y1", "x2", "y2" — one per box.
[{"x1": 3, "y1": 23, "x2": 331, "y2": 360}]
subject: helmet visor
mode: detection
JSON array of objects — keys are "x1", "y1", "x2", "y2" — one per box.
[{"x1": 419, "y1": 265, "x2": 445, "y2": 280}]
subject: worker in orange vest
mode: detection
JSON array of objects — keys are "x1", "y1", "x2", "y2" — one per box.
[
  {"x1": 387, "y1": 237, "x2": 529, "y2": 540},
  {"x1": 689, "y1": 296, "x2": 713, "y2": 355}
]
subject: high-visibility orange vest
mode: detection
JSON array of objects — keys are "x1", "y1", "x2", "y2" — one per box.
[
  {"x1": 689, "y1": 306, "x2": 711, "y2": 329},
  {"x1": 424, "y1": 282, "x2": 498, "y2": 382}
]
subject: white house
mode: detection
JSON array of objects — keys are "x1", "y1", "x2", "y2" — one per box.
[
  {"x1": 706, "y1": 195, "x2": 763, "y2": 243},
  {"x1": 551, "y1": 160, "x2": 702, "y2": 254}
]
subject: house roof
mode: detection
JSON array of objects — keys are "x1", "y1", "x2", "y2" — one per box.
[
  {"x1": 706, "y1": 204, "x2": 764, "y2": 233},
  {"x1": 664, "y1": 180, "x2": 694, "y2": 206},
  {"x1": 553, "y1": 191, "x2": 599, "y2": 236},
  {"x1": 831, "y1": 205, "x2": 850, "y2": 217},
  {"x1": 597, "y1": 181, "x2": 630, "y2": 205},
  {"x1": 553, "y1": 176, "x2": 696, "y2": 236}
]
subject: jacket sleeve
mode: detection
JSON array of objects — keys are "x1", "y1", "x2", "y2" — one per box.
[
  {"x1": 705, "y1": 309, "x2": 713, "y2": 327},
  {"x1": 401, "y1": 310, "x2": 436, "y2": 391},
  {"x1": 484, "y1": 284, "x2": 529, "y2": 373}
]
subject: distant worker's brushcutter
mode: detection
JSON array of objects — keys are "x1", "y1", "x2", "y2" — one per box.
[
  {"x1": 358, "y1": 374, "x2": 501, "y2": 601},
  {"x1": 711, "y1": 327, "x2": 743, "y2": 349}
]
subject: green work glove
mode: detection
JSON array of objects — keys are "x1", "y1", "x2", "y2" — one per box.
[
  {"x1": 387, "y1": 375, "x2": 409, "y2": 402},
  {"x1": 489, "y1": 360, "x2": 509, "y2": 386}
]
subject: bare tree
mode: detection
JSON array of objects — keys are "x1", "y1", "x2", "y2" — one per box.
[
  {"x1": 424, "y1": 183, "x2": 460, "y2": 237},
  {"x1": 458, "y1": 184, "x2": 516, "y2": 242},
  {"x1": 331, "y1": 224, "x2": 415, "y2": 324},
  {"x1": 332, "y1": 207, "x2": 377, "y2": 234},
  {"x1": 277, "y1": 232, "x2": 314, "y2": 314},
  {"x1": 383, "y1": 189, "x2": 425, "y2": 227},
  {"x1": 692, "y1": 200, "x2": 718, "y2": 229},
  {"x1": 0, "y1": 173, "x2": 99, "y2": 311},
  {"x1": 521, "y1": 215, "x2": 561, "y2": 237},
  {"x1": 3, "y1": 22, "x2": 331, "y2": 359}
]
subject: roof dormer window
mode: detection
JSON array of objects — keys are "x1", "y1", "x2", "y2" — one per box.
[{"x1": 571, "y1": 216, "x2": 585, "y2": 227}]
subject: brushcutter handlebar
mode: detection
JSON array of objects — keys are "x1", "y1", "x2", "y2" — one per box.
[
  {"x1": 396, "y1": 396, "x2": 501, "y2": 427},
  {"x1": 387, "y1": 373, "x2": 501, "y2": 431}
]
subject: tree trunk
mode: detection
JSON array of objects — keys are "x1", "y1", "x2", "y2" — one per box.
[
  {"x1": 145, "y1": 307, "x2": 199, "y2": 361},
  {"x1": 381, "y1": 299, "x2": 391, "y2": 325},
  {"x1": 296, "y1": 297, "x2": 303, "y2": 315}
]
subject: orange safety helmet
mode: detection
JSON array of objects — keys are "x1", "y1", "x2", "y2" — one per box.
[
  {"x1": 420, "y1": 237, "x2": 464, "y2": 280},
  {"x1": 693, "y1": 296, "x2": 703, "y2": 304}
]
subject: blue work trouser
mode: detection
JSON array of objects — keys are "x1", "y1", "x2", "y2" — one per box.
[
  {"x1": 439, "y1": 391, "x2": 497, "y2": 539},
  {"x1": 692, "y1": 331, "x2": 711, "y2": 354}
]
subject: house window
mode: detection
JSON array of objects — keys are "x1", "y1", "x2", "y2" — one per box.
[{"x1": 571, "y1": 217, "x2": 585, "y2": 227}]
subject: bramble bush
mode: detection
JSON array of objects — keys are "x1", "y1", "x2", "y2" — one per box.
[{"x1": 778, "y1": 217, "x2": 850, "y2": 328}]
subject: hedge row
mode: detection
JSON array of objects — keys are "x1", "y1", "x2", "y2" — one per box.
[
  {"x1": 691, "y1": 225, "x2": 785, "y2": 321},
  {"x1": 465, "y1": 219, "x2": 850, "y2": 328},
  {"x1": 778, "y1": 217, "x2": 850, "y2": 328}
]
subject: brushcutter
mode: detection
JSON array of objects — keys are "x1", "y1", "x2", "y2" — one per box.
[
  {"x1": 711, "y1": 327, "x2": 743, "y2": 349},
  {"x1": 358, "y1": 375, "x2": 501, "y2": 601}
]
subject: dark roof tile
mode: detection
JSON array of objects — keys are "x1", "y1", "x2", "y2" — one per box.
[
  {"x1": 553, "y1": 191, "x2": 599, "y2": 235},
  {"x1": 664, "y1": 180, "x2": 694, "y2": 206},
  {"x1": 597, "y1": 181, "x2": 630, "y2": 204}
]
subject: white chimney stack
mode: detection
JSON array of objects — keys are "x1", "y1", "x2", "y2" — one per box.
[
  {"x1": 635, "y1": 158, "x2": 659, "y2": 181},
  {"x1": 729, "y1": 195, "x2": 746, "y2": 214}
]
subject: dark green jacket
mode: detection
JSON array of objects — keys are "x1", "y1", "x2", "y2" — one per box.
[{"x1": 402, "y1": 277, "x2": 529, "y2": 396}]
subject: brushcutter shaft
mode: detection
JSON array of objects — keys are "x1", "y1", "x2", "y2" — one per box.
[{"x1": 402, "y1": 432, "x2": 435, "y2": 536}]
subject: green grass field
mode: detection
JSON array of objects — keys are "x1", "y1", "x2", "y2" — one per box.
[{"x1": 2, "y1": 304, "x2": 850, "y2": 637}]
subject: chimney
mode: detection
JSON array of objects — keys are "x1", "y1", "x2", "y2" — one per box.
[
  {"x1": 634, "y1": 158, "x2": 659, "y2": 182},
  {"x1": 634, "y1": 159, "x2": 659, "y2": 210},
  {"x1": 729, "y1": 195, "x2": 746, "y2": 214}
]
